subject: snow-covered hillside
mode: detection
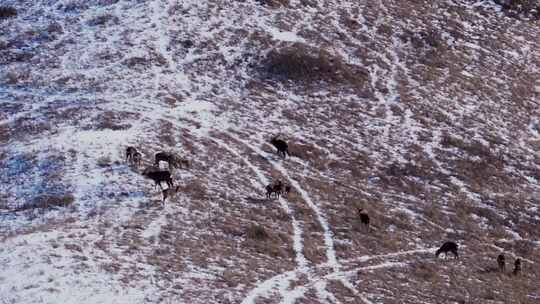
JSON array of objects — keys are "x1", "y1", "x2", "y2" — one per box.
[{"x1": 1, "y1": 0, "x2": 539, "y2": 303}]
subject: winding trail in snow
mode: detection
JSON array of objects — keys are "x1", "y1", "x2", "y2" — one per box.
[
  {"x1": 233, "y1": 135, "x2": 340, "y2": 271},
  {"x1": 222, "y1": 133, "x2": 375, "y2": 304},
  {"x1": 211, "y1": 136, "x2": 311, "y2": 303},
  {"x1": 224, "y1": 133, "x2": 447, "y2": 304}
]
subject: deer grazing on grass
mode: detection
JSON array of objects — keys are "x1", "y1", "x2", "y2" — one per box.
[
  {"x1": 126, "y1": 146, "x2": 138, "y2": 162},
  {"x1": 270, "y1": 135, "x2": 289, "y2": 158},
  {"x1": 513, "y1": 258, "x2": 521, "y2": 276},
  {"x1": 155, "y1": 152, "x2": 189, "y2": 170},
  {"x1": 497, "y1": 254, "x2": 505, "y2": 272},
  {"x1": 265, "y1": 180, "x2": 283, "y2": 199},
  {"x1": 357, "y1": 208, "x2": 370, "y2": 231},
  {"x1": 435, "y1": 241, "x2": 459, "y2": 259},
  {"x1": 142, "y1": 168, "x2": 174, "y2": 190}
]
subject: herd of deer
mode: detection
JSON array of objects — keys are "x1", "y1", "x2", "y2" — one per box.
[
  {"x1": 125, "y1": 136, "x2": 524, "y2": 276},
  {"x1": 125, "y1": 136, "x2": 288, "y2": 203},
  {"x1": 125, "y1": 146, "x2": 188, "y2": 202},
  {"x1": 435, "y1": 242, "x2": 522, "y2": 275}
]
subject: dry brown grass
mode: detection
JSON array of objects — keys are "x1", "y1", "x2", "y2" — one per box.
[
  {"x1": 246, "y1": 224, "x2": 269, "y2": 240},
  {"x1": 96, "y1": 155, "x2": 112, "y2": 167},
  {"x1": 0, "y1": 6, "x2": 17, "y2": 20},
  {"x1": 91, "y1": 110, "x2": 138, "y2": 131},
  {"x1": 495, "y1": 0, "x2": 540, "y2": 19},
  {"x1": 242, "y1": 218, "x2": 292, "y2": 259},
  {"x1": 156, "y1": 120, "x2": 177, "y2": 147},
  {"x1": 16, "y1": 193, "x2": 75, "y2": 211},
  {"x1": 0, "y1": 117, "x2": 52, "y2": 141},
  {"x1": 87, "y1": 14, "x2": 119, "y2": 26},
  {"x1": 260, "y1": 42, "x2": 367, "y2": 87},
  {"x1": 2, "y1": 0, "x2": 539, "y2": 302},
  {"x1": 255, "y1": 0, "x2": 290, "y2": 8}
]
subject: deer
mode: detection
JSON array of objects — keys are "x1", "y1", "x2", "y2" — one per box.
[
  {"x1": 435, "y1": 241, "x2": 459, "y2": 259},
  {"x1": 357, "y1": 208, "x2": 370, "y2": 231},
  {"x1": 265, "y1": 180, "x2": 283, "y2": 199},
  {"x1": 265, "y1": 184, "x2": 275, "y2": 199},
  {"x1": 497, "y1": 254, "x2": 505, "y2": 272},
  {"x1": 126, "y1": 146, "x2": 138, "y2": 162},
  {"x1": 270, "y1": 135, "x2": 289, "y2": 158},
  {"x1": 513, "y1": 258, "x2": 521, "y2": 276},
  {"x1": 142, "y1": 168, "x2": 174, "y2": 190},
  {"x1": 284, "y1": 184, "x2": 291, "y2": 196},
  {"x1": 132, "y1": 151, "x2": 142, "y2": 167},
  {"x1": 155, "y1": 152, "x2": 189, "y2": 170}
]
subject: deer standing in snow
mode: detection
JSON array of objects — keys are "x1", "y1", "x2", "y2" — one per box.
[{"x1": 270, "y1": 135, "x2": 289, "y2": 158}]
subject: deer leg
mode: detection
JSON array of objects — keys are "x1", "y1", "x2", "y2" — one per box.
[{"x1": 162, "y1": 189, "x2": 168, "y2": 204}]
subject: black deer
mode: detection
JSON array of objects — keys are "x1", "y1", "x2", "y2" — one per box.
[
  {"x1": 357, "y1": 208, "x2": 370, "y2": 231},
  {"x1": 155, "y1": 152, "x2": 189, "y2": 170},
  {"x1": 270, "y1": 136, "x2": 289, "y2": 158},
  {"x1": 497, "y1": 254, "x2": 505, "y2": 272},
  {"x1": 143, "y1": 169, "x2": 174, "y2": 190},
  {"x1": 265, "y1": 180, "x2": 283, "y2": 199},
  {"x1": 132, "y1": 152, "x2": 142, "y2": 167},
  {"x1": 513, "y1": 258, "x2": 521, "y2": 276},
  {"x1": 265, "y1": 184, "x2": 274, "y2": 199},
  {"x1": 284, "y1": 184, "x2": 291, "y2": 196},
  {"x1": 126, "y1": 146, "x2": 138, "y2": 162},
  {"x1": 435, "y1": 241, "x2": 459, "y2": 259}
]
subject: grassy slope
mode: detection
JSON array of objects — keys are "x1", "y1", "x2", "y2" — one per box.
[{"x1": 1, "y1": 0, "x2": 539, "y2": 303}]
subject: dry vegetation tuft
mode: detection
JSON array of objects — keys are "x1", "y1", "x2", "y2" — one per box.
[
  {"x1": 16, "y1": 194, "x2": 75, "y2": 211},
  {"x1": 246, "y1": 224, "x2": 269, "y2": 240},
  {"x1": 494, "y1": 0, "x2": 540, "y2": 19},
  {"x1": 0, "y1": 6, "x2": 17, "y2": 20},
  {"x1": 261, "y1": 42, "x2": 367, "y2": 87},
  {"x1": 90, "y1": 110, "x2": 138, "y2": 131},
  {"x1": 255, "y1": 0, "x2": 290, "y2": 8}
]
